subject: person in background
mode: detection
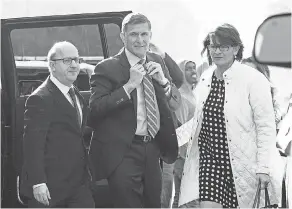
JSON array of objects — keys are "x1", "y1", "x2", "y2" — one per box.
[
  {"x1": 179, "y1": 23, "x2": 283, "y2": 208},
  {"x1": 277, "y1": 97, "x2": 292, "y2": 208},
  {"x1": 196, "y1": 34, "x2": 211, "y2": 80},
  {"x1": 20, "y1": 41, "x2": 95, "y2": 208},
  {"x1": 172, "y1": 60, "x2": 198, "y2": 208},
  {"x1": 88, "y1": 13, "x2": 180, "y2": 208},
  {"x1": 242, "y1": 57, "x2": 282, "y2": 129},
  {"x1": 148, "y1": 43, "x2": 183, "y2": 208}
]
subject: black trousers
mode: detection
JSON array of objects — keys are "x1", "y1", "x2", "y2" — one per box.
[
  {"x1": 107, "y1": 138, "x2": 162, "y2": 208},
  {"x1": 28, "y1": 184, "x2": 95, "y2": 208}
]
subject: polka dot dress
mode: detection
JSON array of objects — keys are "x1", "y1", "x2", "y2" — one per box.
[{"x1": 198, "y1": 73, "x2": 238, "y2": 208}]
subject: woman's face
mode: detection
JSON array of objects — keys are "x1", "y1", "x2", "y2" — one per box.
[
  {"x1": 208, "y1": 35, "x2": 239, "y2": 67},
  {"x1": 185, "y1": 61, "x2": 197, "y2": 85}
]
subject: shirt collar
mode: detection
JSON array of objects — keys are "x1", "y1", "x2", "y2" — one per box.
[
  {"x1": 125, "y1": 48, "x2": 146, "y2": 67},
  {"x1": 50, "y1": 75, "x2": 72, "y2": 95}
]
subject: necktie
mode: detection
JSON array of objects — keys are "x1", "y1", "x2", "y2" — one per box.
[
  {"x1": 68, "y1": 88, "x2": 82, "y2": 127},
  {"x1": 139, "y1": 59, "x2": 159, "y2": 138}
]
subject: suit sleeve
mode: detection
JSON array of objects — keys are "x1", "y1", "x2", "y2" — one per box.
[
  {"x1": 168, "y1": 83, "x2": 181, "y2": 111},
  {"x1": 163, "y1": 53, "x2": 183, "y2": 88},
  {"x1": 23, "y1": 95, "x2": 51, "y2": 186},
  {"x1": 89, "y1": 63, "x2": 131, "y2": 120},
  {"x1": 157, "y1": 54, "x2": 182, "y2": 111}
]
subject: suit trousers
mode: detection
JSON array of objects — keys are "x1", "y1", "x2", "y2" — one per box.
[
  {"x1": 107, "y1": 137, "x2": 162, "y2": 208},
  {"x1": 27, "y1": 184, "x2": 95, "y2": 208}
]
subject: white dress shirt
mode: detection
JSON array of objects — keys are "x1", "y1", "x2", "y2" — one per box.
[
  {"x1": 50, "y1": 75, "x2": 82, "y2": 123},
  {"x1": 123, "y1": 49, "x2": 160, "y2": 136}
]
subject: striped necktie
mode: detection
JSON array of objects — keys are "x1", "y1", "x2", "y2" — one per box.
[
  {"x1": 139, "y1": 59, "x2": 159, "y2": 138},
  {"x1": 68, "y1": 88, "x2": 82, "y2": 127}
]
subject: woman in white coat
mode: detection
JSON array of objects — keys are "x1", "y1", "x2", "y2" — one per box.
[{"x1": 179, "y1": 23, "x2": 283, "y2": 208}]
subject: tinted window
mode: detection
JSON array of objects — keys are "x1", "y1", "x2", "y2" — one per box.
[{"x1": 10, "y1": 23, "x2": 121, "y2": 94}]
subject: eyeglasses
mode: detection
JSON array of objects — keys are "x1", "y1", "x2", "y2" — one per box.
[
  {"x1": 207, "y1": 45, "x2": 231, "y2": 52},
  {"x1": 51, "y1": 57, "x2": 83, "y2": 65}
]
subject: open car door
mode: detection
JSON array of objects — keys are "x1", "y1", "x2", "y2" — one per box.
[{"x1": 1, "y1": 10, "x2": 131, "y2": 207}]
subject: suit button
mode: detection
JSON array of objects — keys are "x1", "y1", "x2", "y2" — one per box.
[{"x1": 174, "y1": 95, "x2": 177, "y2": 99}]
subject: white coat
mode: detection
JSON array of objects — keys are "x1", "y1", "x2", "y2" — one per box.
[{"x1": 179, "y1": 61, "x2": 284, "y2": 208}]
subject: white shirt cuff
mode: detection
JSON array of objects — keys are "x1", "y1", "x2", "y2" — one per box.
[
  {"x1": 33, "y1": 183, "x2": 46, "y2": 189},
  {"x1": 123, "y1": 86, "x2": 131, "y2": 99}
]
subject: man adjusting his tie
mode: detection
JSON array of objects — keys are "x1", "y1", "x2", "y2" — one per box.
[{"x1": 89, "y1": 12, "x2": 180, "y2": 208}]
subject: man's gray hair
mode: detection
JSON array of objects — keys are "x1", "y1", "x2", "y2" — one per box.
[{"x1": 121, "y1": 12, "x2": 151, "y2": 33}]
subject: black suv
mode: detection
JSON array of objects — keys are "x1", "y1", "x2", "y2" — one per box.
[{"x1": 1, "y1": 11, "x2": 131, "y2": 207}]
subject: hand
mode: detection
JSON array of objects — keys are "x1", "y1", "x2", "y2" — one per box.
[
  {"x1": 257, "y1": 173, "x2": 270, "y2": 189},
  {"x1": 149, "y1": 43, "x2": 166, "y2": 58},
  {"x1": 124, "y1": 64, "x2": 146, "y2": 93},
  {"x1": 145, "y1": 61, "x2": 168, "y2": 85},
  {"x1": 33, "y1": 184, "x2": 51, "y2": 206},
  {"x1": 79, "y1": 63, "x2": 95, "y2": 77}
]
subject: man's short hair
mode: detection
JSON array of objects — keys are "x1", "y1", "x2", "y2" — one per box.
[
  {"x1": 121, "y1": 13, "x2": 151, "y2": 33},
  {"x1": 47, "y1": 41, "x2": 76, "y2": 72}
]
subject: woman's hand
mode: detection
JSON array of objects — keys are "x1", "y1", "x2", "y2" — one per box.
[{"x1": 256, "y1": 173, "x2": 270, "y2": 189}]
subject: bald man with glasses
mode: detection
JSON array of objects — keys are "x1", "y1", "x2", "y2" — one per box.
[{"x1": 20, "y1": 41, "x2": 95, "y2": 208}]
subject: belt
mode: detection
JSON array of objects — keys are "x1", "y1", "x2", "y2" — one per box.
[{"x1": 134, "y1": 135, "x2": 153, "y2": 143}]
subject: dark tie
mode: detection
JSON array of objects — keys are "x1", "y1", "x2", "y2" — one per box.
[
  {"x1": 68, "y1": 88, "x2": 82, "y2": 127},
  {"x1": 139, "y1": 59, "x2": 159, "y2": 138}
]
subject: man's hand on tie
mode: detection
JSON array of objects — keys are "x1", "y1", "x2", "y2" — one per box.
[
  {"x1": 145, "y1": 61, "x2": 168, "y2": 86},
  {"x1": 124, "y1": 63, "x2": 146, "y2": 94},
  {"x1": 33, "y1": 184, "x2": 51, "y2": 206}
]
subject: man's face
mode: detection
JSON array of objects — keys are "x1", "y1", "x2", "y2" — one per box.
[
  {"x1": 50, "y1": 45, "x2": 80, "y2": 87},
  {"x1": 120, "y1": 23, "x2": 152, "y2": 58}
]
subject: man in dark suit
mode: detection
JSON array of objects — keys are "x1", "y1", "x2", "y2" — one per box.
[
  {"x1": 20, "y1": 41, "x2": 95, "y2": 208},
  {"x1": 88, "y1": 13, "x2": 180, "y2": 208}
]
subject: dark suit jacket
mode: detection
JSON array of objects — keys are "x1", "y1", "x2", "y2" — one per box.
[
  {"x1": 88, "y1": 49, "x2": 179, "y2": 180},
  {"x1": 20, "y1": 77, "x2": 91, "y2": 204},
  {"x1": 163, "y1": 53, "x2": 183, "y2": 88}
]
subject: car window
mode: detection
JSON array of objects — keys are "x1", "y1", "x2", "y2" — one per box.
[
  {"x1": 10, "y1": 23, "x2": 121, "y2": 95},
  {"x1": 104, "y1": 23, "x2": 123, "y2": 56}
]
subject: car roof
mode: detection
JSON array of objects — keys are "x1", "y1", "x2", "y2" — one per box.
[{"x1": 1, "y1": 0, "x2": 133, "y2": 19}]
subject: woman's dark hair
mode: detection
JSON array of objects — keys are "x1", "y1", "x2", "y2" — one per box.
[
  {"x1": 201, "y1": 34, "x2": 212, "y2": 65},
  {"x1": 203, "y1": 23, "x2": 244, "y2": 66}
]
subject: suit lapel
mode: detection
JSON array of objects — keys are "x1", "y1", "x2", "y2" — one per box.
[
  {"x1": 118, "y1": 48, "x2": 138, "y2": 117},
  {"x1": 46, "y1": 77, "x2": 81, "y2": 131}
]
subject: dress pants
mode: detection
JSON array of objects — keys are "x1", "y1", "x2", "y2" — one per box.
[
  {"x1": 107, "y1": 137, "x2": 162, "y2": 208},
  {"x1": 28, "y1": 184, "x2": 95, "y2": 208}
]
